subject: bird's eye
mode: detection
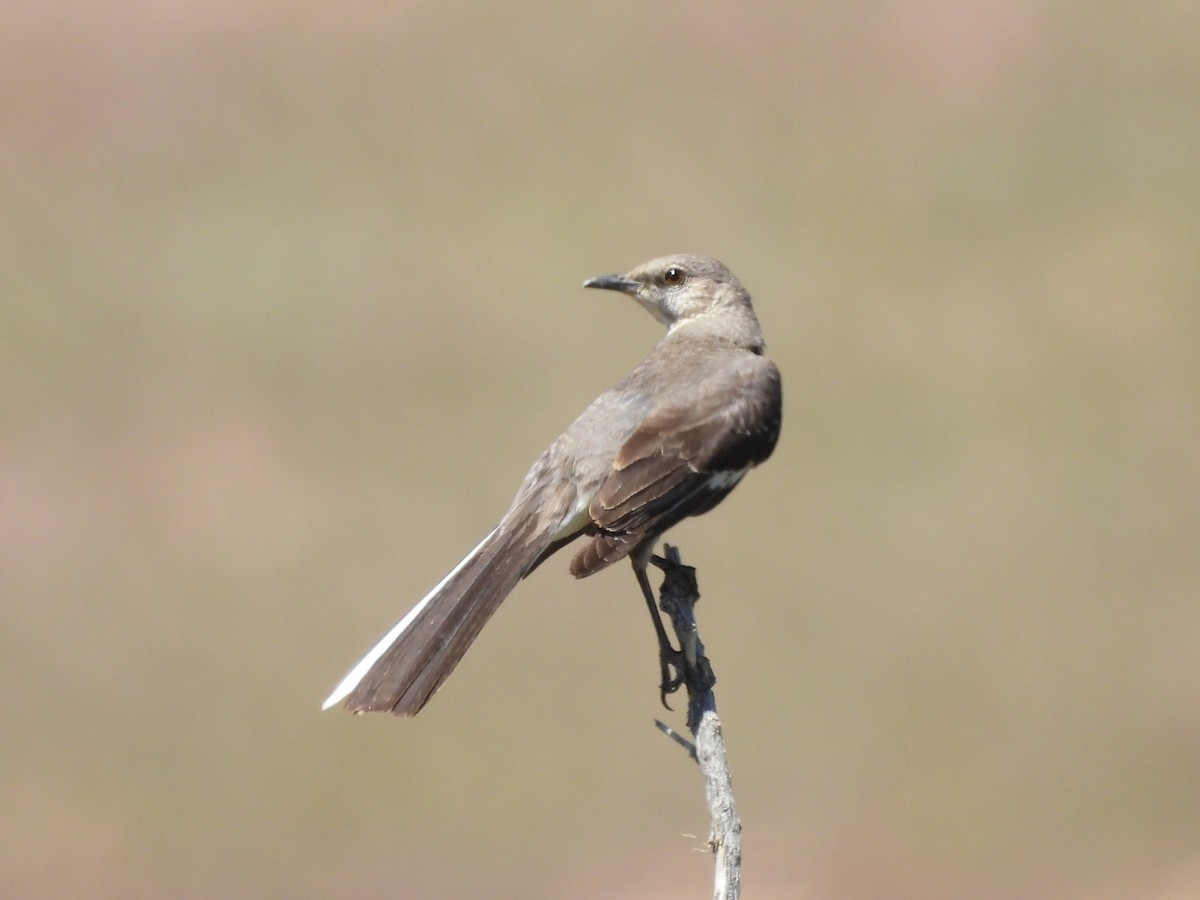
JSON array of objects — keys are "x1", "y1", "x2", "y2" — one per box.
[{"x1": 663, "y1": 267, "x2": 686, "y2": 286}]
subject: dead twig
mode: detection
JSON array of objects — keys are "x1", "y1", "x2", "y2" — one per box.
[{"x1": 650, "y1": 544, "x2": 742, "y2": 900}]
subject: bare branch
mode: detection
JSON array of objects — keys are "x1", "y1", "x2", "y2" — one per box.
[{"x1": 650, "y1": 544, "x2": 742, "y2": 900}]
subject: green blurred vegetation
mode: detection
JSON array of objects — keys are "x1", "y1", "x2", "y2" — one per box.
[{"x1": 2, "y1": 2, "x2": 1198, "y2": 898}]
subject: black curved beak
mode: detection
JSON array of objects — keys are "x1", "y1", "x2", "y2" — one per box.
[{"x1": 582, "y1": 273, "x2": 640, "y2": 294}]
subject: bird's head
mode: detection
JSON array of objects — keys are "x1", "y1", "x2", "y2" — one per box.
[{"x1": 583, "y1": 254, "x2": 748, "y2": 328}]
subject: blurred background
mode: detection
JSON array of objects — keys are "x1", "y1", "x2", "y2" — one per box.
[{"x1": 2, "y1": 2, "x2": 1198, "y2": 898}]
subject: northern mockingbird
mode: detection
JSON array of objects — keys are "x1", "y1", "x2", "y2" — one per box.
[{"x1": 323, "y1": 254, "x2": 781, "y2": 716}]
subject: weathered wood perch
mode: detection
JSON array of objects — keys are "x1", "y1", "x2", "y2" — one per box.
[{"x1": 651, "y1": 544, "x2": 742, "y2": 900}]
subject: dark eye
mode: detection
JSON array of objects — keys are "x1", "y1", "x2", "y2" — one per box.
[{"x1": 663, "y1": 267, "x2": 686, "y2": 286}]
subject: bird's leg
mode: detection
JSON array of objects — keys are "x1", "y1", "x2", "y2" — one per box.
[{"x1": 634, "y1": 563, "x2": 685, "y2": 706}]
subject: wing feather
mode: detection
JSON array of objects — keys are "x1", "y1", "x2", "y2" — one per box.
[{"x1": 569, "y1": 356, "x2": 781, "y2": 577}]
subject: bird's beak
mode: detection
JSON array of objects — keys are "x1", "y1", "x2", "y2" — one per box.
[{"x1": 582, "y1": 273, "x2": 640, "y2": 294}]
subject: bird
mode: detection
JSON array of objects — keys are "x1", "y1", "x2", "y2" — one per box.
[{"x1": 323, "y1": 254, "x2": 782, "y2": 716}]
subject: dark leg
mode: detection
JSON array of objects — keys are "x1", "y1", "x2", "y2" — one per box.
[{"x1": 634, "y1": 562, "x2": 685, "y2": 707}]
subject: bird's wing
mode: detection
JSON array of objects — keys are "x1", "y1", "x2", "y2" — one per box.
[{"x1": 569, "y1": 358, "x2": 781, "y2": 576}]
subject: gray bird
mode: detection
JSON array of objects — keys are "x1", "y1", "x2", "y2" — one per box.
[{"x1": 323, "y1": 254, "x2": 782, "y2": 716}]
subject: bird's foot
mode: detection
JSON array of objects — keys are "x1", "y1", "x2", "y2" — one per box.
[{"x1": 658, "y1": 646, "x2": 686, "y2": 709}]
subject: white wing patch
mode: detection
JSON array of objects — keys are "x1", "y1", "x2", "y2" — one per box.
[{"x1": 706, "y1": 467, "x2": 749, "y2": 491}]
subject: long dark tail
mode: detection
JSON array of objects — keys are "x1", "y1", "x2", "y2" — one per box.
[{"x1": 324, "y1": 511, "x2": 552, "y2": 716}]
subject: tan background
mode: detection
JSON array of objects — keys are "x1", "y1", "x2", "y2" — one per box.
[{"x1": 3, "y1": 3, "x2": 1198, "y2": 898}]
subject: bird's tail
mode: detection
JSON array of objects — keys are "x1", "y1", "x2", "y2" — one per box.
[{"x1": 323, "y1": 509, "x2": 553, "y2": 716}]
